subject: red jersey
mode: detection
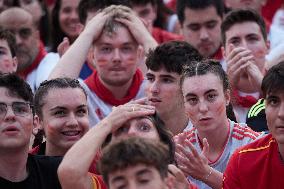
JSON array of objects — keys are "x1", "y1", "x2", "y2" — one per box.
[{"x1": 223, "y1": 134, "x2": 284, "y2": 189}]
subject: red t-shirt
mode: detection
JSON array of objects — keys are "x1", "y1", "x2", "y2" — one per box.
[{"x1": 223, "y1": 134, "x2": 284, "y2": 189}]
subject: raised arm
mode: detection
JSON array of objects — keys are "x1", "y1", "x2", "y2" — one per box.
[
  {"x1": 49, "y1": 10, "x2": 110, "y2": 79},
  {"x1": 57, "y1": 104, "x2": 155, "y2": 189}
]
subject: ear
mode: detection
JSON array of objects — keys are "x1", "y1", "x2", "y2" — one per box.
[
  {"x1": 32, "y1": 115, "x2": 43, "y2": 135},
  {"x1": 221, "y1": 46, "x2": 226, "y2": 59},
  {"x1": 225, "y1": 89, "x2": 231, "y2": 106},
  {"x1": 12, "y1": 57, "x2": 18, "y2": 72},
  {"x1": 265, "y1": 40, "x2": 270, "y2": 54}
]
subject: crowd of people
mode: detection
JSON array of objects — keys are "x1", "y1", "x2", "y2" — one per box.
[{"x1": 0, "y1": 0, "x2": 284, "y2": 189}]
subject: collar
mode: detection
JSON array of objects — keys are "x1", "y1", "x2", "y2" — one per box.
[
  {"x1": 84, "y1": 69, "x2": 144, "y2": 106},
  {"x1": 233, "y1": 89, "x2": 259, "y2": 108},
  {"x1": 211, "y1": 46, "x2": 223, "y2": 61},
  {"x1": 18, "y1": 41, "x2": 47, "y2": 79}
]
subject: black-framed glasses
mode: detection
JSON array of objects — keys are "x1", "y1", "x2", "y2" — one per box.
[
  {"x1": 7, "y1": 28, "x2": 33, "y2": 39},
  {"x1": 0, "y1": 102, "x2": 32, "y2": 120}
]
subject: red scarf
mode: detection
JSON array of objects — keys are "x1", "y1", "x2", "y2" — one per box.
[
  {"x1": 212, "y1": 46, "x2": 223, "y2": 61},
  {"x1": 18, "y1": 41, "x2": 47, "y2": 79},
  {"x1": 84, "y1": 70, "x2": 143, "y2": 106},
  {"x1": 233, "y1": 90, "x2": 259, "y2": 108}
]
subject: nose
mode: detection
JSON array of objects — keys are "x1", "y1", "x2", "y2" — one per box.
[
  {"x1": 127, "y1": 125, "x2": 137, "y2": 136},
  {"x1": 278, "y1": 102, "x2": 284, "y2": 119},
  {"x1": 15, "y1": 33, "x2": 23, "y2": 45},
  {"x1": 200, "y1": 27, "x2": 209, "y2": 40},
  {"x1": 70, "y1": 10, "x2": 79, "y2": 20},
  {"x1": 240, "y1": 39, "x2": 249, "y2": 49},
  {"x1": 149, "y1": 81, "x2": 160, "y2": 94},
  {"x1": 112, "y1": 48, "x2": 121, "y2": 62},
  {"x1": 3, "y1": 106, "x2": 16, "y2": 121},
  {"x1": 66, "y1": 113, "x2": 79, "y2": 128},
  {"x1": 198, "y1": 99, "x2": 209, "y2": 113}
]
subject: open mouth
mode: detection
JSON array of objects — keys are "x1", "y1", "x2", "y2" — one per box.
[
  {"x1": 61, "y1": 131, "x2": 81, "y2": 136},
  {"x1": 3, "y1": 126, "x2": 20, "y2": 134}
]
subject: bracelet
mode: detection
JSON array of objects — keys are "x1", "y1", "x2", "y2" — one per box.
[{"x1": 205, "y1": 167, "x2": 213, "y2": 181}]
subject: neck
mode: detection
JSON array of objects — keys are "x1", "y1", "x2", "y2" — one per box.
[
  {"x1": 197, "y1": 118, "x2": 229, "y2": 159},
  {"x1": 101, "y1": 78, "x2": 134, "y2": 99},
  {"x1": 45, "y1": 142, "x2": 67, "y2": 156},
  {"x1": 162, "y1": 108, "x2": 189, "y2": 136},
  {"x1": 0, "y1": 147, "x2": 29, "y2": 182}
]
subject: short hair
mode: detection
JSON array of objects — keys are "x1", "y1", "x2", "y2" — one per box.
[
  {"x1": 0, "y1": 28, "x2": 16, "y2": 57},
  {"x1": 261, "y1": 62, "x2": 284, "y2": 98},
  {"x1": 221, "y1": 9, "x2": 267, "y2": 46},
  {"x1": 177, "y1": 0, "x2": 224, "y2": 24},
  {"x1": 128, "y1": 0, "x2": 156, "y2": 6},
  {"x1": 98, "y1": 137, "x2": 170, "y2": 184},
  {"x1": 146, "y1": 40, "x2": 203, "y2": 75},
  {"x1": 34, "y1": 78, "x2": 87, "y2": 120},
  {"x1": 181, "y1": 59, "x2": 230, "y2": 92},
  {"x1": 0, "y1": 73, "x2": 33, "y2": 104},
  {"x1": 78, "y1": 0, "x2": 131, "y2": 24},
  {"x1": 103, "y1": 113, "x2": 175, "y2": 163}
]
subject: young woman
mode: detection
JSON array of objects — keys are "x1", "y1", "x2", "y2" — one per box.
[
  {"x1": 175, "y1": 60, "x2": 265, "y2": 189},
  {"x1": 31, "y1": 78, "x2": 89, "y2": 156},
  {"x1": 58, "y1": 103, "x2": 196, "y2": 189}
]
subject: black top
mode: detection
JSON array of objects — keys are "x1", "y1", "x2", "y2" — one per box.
[{"x1": 0, "y1": 154, "x2": 62, "y2": 189}]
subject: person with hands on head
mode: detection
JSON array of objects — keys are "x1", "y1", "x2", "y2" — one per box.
[
  {"x1": 221, "y1": 9, "x2": 270, "y2": 123},
  {"x1": 49, "y1": 5, "x2": 158, "y2": 126},
  {"x1": 58, "y1": 103, "x2": 196, "y2": 189},
  {"x1": 174, "y1": 60, "x2": 264, "y2": 189}
]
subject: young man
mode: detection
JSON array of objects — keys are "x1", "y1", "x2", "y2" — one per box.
[
  {"x1": 176, "y1": 0, "x2": 224, "y2": 61},
  {"x1": 221, "y1": 9, "x2": 270, "y2": 123},
  {"x1": 0, "y1": 74, "x2": 61, "y2": 188},
  {"x1": 223, "y1": 62, "x2": 284, "y2": 189},
  {"x1": 49, "y1": 5, "x2": 158, "y2": 126},
  {"x1": 0, "y1": 7, "x2": 59, "y2": 91},
  {"x1": 98, "y1": 138, "x2": 172, "y2": 189},
  {"x1": 0, "y1": 28, "x2": 17, "y2": 74},
  {"x1": 145, "y1": 40, "x2": 203, "y2": 135}
]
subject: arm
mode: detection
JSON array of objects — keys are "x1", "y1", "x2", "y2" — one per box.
[
  {"x1": 49, "y1": 10, "x2": 110, "y2": 79},
  {"x1": 58, "y1": 104, "x2": 155, "y2": 189},
  {"x1": 174, "y1": 134, "x2": 223, "y2": 189}
]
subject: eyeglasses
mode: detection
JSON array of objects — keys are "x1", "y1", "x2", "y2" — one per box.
[
  {"x1": 0, "y1": 102, "x2": 32, "y2": 120},
  {"x1": 7, "y1": 28, "x2": 33, "y2": 39}
]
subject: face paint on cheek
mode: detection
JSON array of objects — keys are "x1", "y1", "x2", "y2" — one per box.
[
  {"x1": 216, "y1": 103, "x2": 226, "y2": 115},
  {"x1": 46, "y1": 124, "x2": 58, "y2": 137},
  {"x1": 96, "y1": 59, "x2": 109, "y2": 66}
]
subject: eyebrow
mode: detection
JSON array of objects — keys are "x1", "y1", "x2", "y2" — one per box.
[
  {"x1": 50, "y1": 104, "x2": 87, "y2": 111},
  {"x1": 136, "y1": 168, "x2": 152, "y2": 177},
  {"x1": 185, "y1": 89, "x2": 216, "y2": 98},
  {"x1": 146, "y1": 73, "x2": 176, "y2": 80}
]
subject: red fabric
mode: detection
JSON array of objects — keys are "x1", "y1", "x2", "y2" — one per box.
[
  {"x1": 152, "y1": 27, "x2": 183, "y2": 44},
  {"x1": 84, "y1": 70, "x2": 144, "y2": 106},
  {"x1": 223, "y1": 134, "x2": 284, "y2": 189},
  {"x1": 166, "y1": 0, "x2": 177, "y2": 12},
  {"x1": 90, "y1": 173, "x2": 107, "y2": 189},
  {"x1": 29, "y1": 146, "x2": 40, "y2": 154},
  {"x1": 262, "y1": 0, "x2": 283, "y2": 24},
  {"x1": 233, "y1": 90, "x2": 258, "y2": 108},
  {"x1": 211, "y1": 46, "x2": 223, "y2": 61},
  {"x1": 18, "y1": 41, "x2": 47, "y2": 79}
]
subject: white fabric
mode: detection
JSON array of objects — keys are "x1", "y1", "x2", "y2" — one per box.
[
  {"x1": 79, "y1": 79, "x2": 147, "y2": 127},
  {"x1": 181, "y1": 120, "x2": 265, "y2": 189},
  {"x1": 26, "y1": 52, "x2": 59, "y2": 92}
]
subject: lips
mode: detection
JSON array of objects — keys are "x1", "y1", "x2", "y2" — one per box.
[
  {"x1": 2, "y1": 126, "x2": 20, "y2": 135},
  {"x1": 148, "y1": 98, "x2": 162, "y2": 106},
  {"x1": 61, "y1": 130, "x2": 81, "y2": 136}
]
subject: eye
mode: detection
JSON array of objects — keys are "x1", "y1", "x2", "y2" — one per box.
[
  {"x1": 76, "y1": 108, "x2": 88, "y2": 116},
  {"x1": 207, "y1": 93, "x2": 217, "y2": 102},
  {"x1": 121, "y1": 46, "x2": 134, "y2": 53},
  {"x1": 188, "y1": 24, "x2": 201, "y2": 31},
  {"x1": 146, "y1": 76, "x2": 154, "y2": 82},
  {"x1": 230, "y1": 39, "x2": 240, "y2": 46},
  {"x1": 13, "y1": 103, "x2": 30, "y2": 114},
  {"x1": 115, "y1": 126, "x2": 129, "y2": 135},
  {"x1": 138, "y1": 123, "x2": 151, "y2": 132},
  {"x1": 162, "y1": 78, "x2": 173, "y2": 83},
  {"x1": 100, "y1": 46, "x2": 112, "y2": 53},
  {"x1": 53, "y1": 110, "x2": 66, "y2": 117},
  {"x1": 186, "y1": 97, "x2": 198, "y2": 106},
  {"x1": 206, "y1": 21, "x2": 217, "y2": 29},
  {"x1": 0, "y1": 50, "x2": 6, "y2": 55},
  {"x1": 266, "y1": 97, "x2": 279, "y2": 107},
  {"x1": 0, "y1": 104, "x2": 6, "y2": 114}
]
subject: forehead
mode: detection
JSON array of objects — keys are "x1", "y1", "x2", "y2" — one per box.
[
  {"x1": 0, "y1": 39, "x2": 10, "y2": 49},
  {"x1": 94, "y1": 26, "x2": 138, "y2": 46},
  {"x1": 0, "y1": 10, "x2": 33, "y2": 29},
  {"x1": 183, "y1": 5, "x2": 221, "y2": 23},
  {"x1": 182, "y1": 73, "x2": 223, "y2": 93},
  {"x1": 225, "y1": 21, "x2": 264, "y2": 41},
  {"x1": 147, "y1": 68, "x2": 181, "y2": 79},
  {"x1": 0, "y1": 87, "x2": 23, "y2": 102},
  {"x1": 60, "y1": 0, "x2": 80, "y2": 8},
  {"x1": 43, "y1": 87, "x2": 86, "y2": 105}
]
